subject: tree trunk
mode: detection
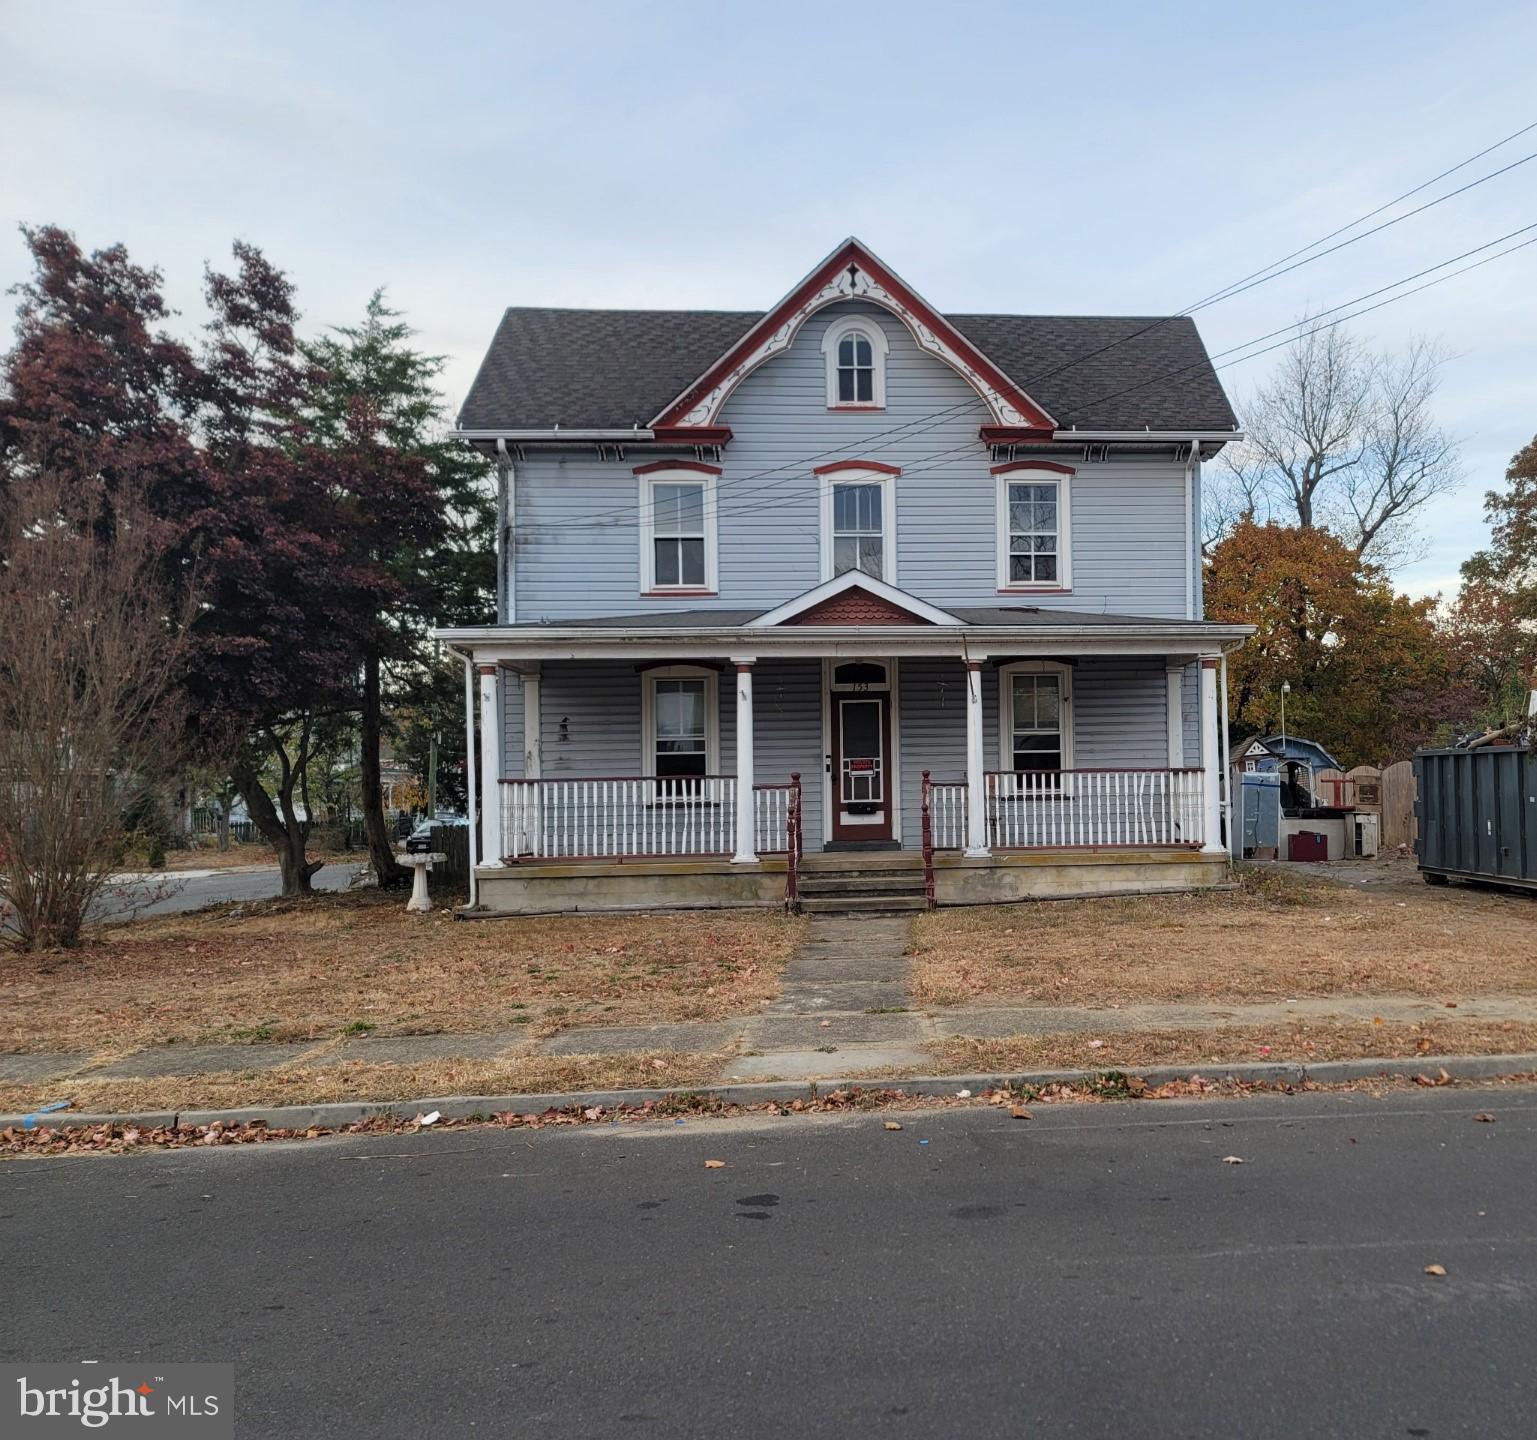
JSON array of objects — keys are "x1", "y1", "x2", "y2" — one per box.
[
  {"x1": 233, "y1": 758, "x2": 322, "y2": 898},
  {"x1": 361, "y1": 650, "x2": 411, "y2": 888}
]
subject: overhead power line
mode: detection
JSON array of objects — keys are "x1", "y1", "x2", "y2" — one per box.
[{"x1": 498, "y1": 122, "x2": 1537, "y2": 534}]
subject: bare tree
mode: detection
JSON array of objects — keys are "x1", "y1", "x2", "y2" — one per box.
[
  {"x1": 1219, "y1": 323, "x2": 1462, "y2": 566},
  {"x1": 0, "y1": 472, "x2": 193, "y2": 950}
]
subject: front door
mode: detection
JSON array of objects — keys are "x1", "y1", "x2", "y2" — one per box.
[{"x1": 832, "y1": 693, "x2": 892, "y2": 841}]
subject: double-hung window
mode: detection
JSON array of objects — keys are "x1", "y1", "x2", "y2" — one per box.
[
  {"x1": 642, "y1": 666, "x2": 719, "y2": 793},
  {"x1": 637, "y1": 464, "x2": 718, "y2": 594},
  {"x1": 818, "y1": 464, "x2": 897, "y2": 583},
  {"x1": 821, "y1": 316, "x2": 888, "y2": 409},
  {"x1": 995, "y1": 464, "x2": 1072, "y2": 590},
  {"x1": 832, "y1": 482, "x2": 884, "y2": 579},
  {"x1": 998, "y1": 661, "x2": 1073, "y2": 788}
]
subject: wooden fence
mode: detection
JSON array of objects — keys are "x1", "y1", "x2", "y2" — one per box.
[{"x1": 1313, "y1": 761, "x2": 1416, "y2": 850}]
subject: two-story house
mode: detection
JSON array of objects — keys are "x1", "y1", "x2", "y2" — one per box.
[{"x1": 434, "y1": 239, "x2": 1251, "y2": 913}]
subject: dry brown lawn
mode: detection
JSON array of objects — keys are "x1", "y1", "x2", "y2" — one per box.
[
  {"x1": 929, "y1": 1019, "x2": 1537, "y2": 1074},
  {"x1": 910, "y1": 866, "x2": 1537, "y2": 1009},
  {"x1": 0, "y1": 1050, "x2": 726, "y2": 1117},
  {"x1": 0, "y1": 891, "x2": 802, "y2": 1055}
]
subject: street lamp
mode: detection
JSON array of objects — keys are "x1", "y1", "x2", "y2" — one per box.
[{"x1": 1280, "y1": 681, "x2": 1290, "y2": 751}]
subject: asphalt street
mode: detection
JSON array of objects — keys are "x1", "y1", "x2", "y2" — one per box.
[
  {"x1": 4, "y1": 1086, "x2": 1535, "y2": 1438},
  {"x1": 92, "y1": 862, "x2": 365, "y2": 919}
]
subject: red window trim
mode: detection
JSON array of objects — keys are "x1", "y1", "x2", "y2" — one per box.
[
  {"x1": 633, "y1": 459, "x2": 723, "y2": 477},
  {"x1": 813, "y1": 459, "x2": 903, "y2": 477},
  {"x1": 991, "y1": 459, "x2": 1077, "y2": 476}
]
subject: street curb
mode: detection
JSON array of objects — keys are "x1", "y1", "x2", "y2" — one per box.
[{"x1": 6, "y1": 1051, "x2": 1536, "y2": 1133}]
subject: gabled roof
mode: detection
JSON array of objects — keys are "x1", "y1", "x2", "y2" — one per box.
[
  {"x1": 649, "y1": 239, "x2": 1055, "y2": 436},
  {"x1": 748, "y1": 572, "x2": 961, "y2": 628},
  {"x1": 458, "y1": 245, "x2": 1239, "y2": 435}
]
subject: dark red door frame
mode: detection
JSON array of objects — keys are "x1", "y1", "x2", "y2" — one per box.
[{"x1": 830, "y1": 692, "x2": 893, "y2": 842}]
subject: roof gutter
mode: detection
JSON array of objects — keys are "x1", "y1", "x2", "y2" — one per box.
[
  {"x1": 453, "y1": 427, "x2": 656, "y2": 443},
  {"x1": 1053, "y1": 430, "x2": 1244, "y2": 444},
  {"x1": 432, "y1": 622, "x2": 1254, "y2": 647}
]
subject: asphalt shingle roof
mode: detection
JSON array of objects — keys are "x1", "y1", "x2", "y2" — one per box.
[{"x1": 458, "y1": 307, "x2": 1238, "y2": 434}]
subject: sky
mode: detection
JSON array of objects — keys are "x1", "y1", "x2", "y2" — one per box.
[{"x1": 3, "y1": 0, "x2": 1535, "y2": 599}]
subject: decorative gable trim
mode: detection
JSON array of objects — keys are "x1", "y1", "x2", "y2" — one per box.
[
  {"x1": 649, "y1": 238, "x2": 1057, "y2": 436},
  {"x1": 748, "y1": 570, "x2": 962, "y2": 628}
]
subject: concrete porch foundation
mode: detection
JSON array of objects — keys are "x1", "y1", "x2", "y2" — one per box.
[{"x1": 469, "y1": 848, "x2": 1228, "y2": 915}]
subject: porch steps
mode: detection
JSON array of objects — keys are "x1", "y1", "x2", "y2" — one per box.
[
  {"x1": 798, "y1": 857, "x2": 928, "y2": 914},
  {"x1": 800, "y1": 894, "x2": 928, "y2": 914}
]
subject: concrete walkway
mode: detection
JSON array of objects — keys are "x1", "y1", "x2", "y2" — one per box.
[{"x1": 8, "y1": 904, "x2": 1537, "y2": 1089}]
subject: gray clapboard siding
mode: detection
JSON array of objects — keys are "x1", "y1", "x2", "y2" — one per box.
[
  {"x1": 511, "y1": 657, "x2": 1179, "y2": 853},
  {"x1": 507, "y1": 301, "x2": 1194, "y2": 623}
]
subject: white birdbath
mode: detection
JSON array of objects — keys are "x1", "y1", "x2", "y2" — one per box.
[{"x1": 400, "y1": 852, "x2": 446, "y2": 913}]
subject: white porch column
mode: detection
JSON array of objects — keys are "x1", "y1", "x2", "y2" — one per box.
[
  {"x1": 462, "y1": 654, "x2": 478, "y2": 907},
  {"x1": 1198, "y1": 657, "x2": 1224, "y2": 854},
  {"x1": 478, "y1": 662, "x2": 504, "y2": 866},
  {"x1": 731, "y1": 658, "x2": 757, "y2": 864},
  {"x1": 964, "y1": 658, "x2": 990, "y2": 857}
]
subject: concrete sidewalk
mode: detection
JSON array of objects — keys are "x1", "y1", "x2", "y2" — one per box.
[{"x1": 7, "y1": 906, "x2": 1537, "y2": 1090}]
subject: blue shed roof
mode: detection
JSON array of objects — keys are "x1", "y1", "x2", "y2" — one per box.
[{"x1": 1259, "y1": 735, "x2": 1343, "y2": 770}]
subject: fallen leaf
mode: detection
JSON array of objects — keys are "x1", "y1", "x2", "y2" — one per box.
[
  {"x1": 1423, "y1": 1264, "x2": 1447, "y2": 1277},
  {"x1": 1221, "y1": 1155, "x2": 1245, "y2": 1165},
  {"x1": 704, "y1": 1159, "x2": 726, "y2": 1169},
  {"x1": 1438, "y1": 1067, "x2": 1452, "y2": 1085},
  {"x1": 883, "y1": 1121, "x2": 903, "y2": 1131},
  {"x1": 1416, "y1": 1037, "x2": 1432, "y2": 1053},
  {"x1": 1475, "y1": 1112, "x2": 1496, "y2": 1123},
  {"x1": 1010, "y1": 1105, "x2": 1032, "y2": 1120},
  {"x1": 1372, "y1": 1016, "x2": 1384, "y2": 1027}
]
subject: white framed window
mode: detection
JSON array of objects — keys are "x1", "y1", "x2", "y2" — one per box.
[
  {"x1": 997, "y1": 661, "x2": 1073, "y2": 785},
  {"x1": 637, "y1": 465, "x2": 718, "y2": 594},
  {"x1": 818, "y1": 466, "x2": 897, "y2": 583},
  {"x1": 821, "y1": 315, "x2": 888, "y2": 409},
  {"x1": 641, "y1": 665, "x2": 720, "y2": 786},
  {"x1": 995, "y1": 465, "x2": 1072, "y2": 591}
]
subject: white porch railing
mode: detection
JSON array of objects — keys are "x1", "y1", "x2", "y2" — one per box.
[
  {"x1": 926, "y1": 768, "x2": 1206, "y2": 850},
  {"x1": 500, "y1": 776, "x2": 796, "y2": 860},
  {"x1": 928, "y1": 780, "x2": 969, "y2": 851}
]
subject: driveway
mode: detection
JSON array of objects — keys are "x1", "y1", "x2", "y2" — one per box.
[{"x1": 5, "y1": 1086, "x2": 1534, "y2": 1438}]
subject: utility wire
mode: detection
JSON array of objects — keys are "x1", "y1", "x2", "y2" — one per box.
[
  {"x1": 504, "y1": 124, "x2": 1537, "y2": 534},
  {"x1": 519, "y1": 221, "x2": 1537, "y2": 533}
]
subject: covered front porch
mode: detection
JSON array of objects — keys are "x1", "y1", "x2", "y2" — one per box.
[{"x1": 436, "y1": 578, "x2": 1248, "y2": 913}]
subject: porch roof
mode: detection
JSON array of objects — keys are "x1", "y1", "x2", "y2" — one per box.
[{"x1": 434, "y1": 602, "x2": 1251, "y2": 662}]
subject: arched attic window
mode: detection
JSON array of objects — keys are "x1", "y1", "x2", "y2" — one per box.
[{"x1": 821, "y1": 316, "x2": 888, "y2": 409}]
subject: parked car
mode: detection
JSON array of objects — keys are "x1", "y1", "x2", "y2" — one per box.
[{"x1": 403, "y1": 816, "x2": 467, "y2": 854}]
